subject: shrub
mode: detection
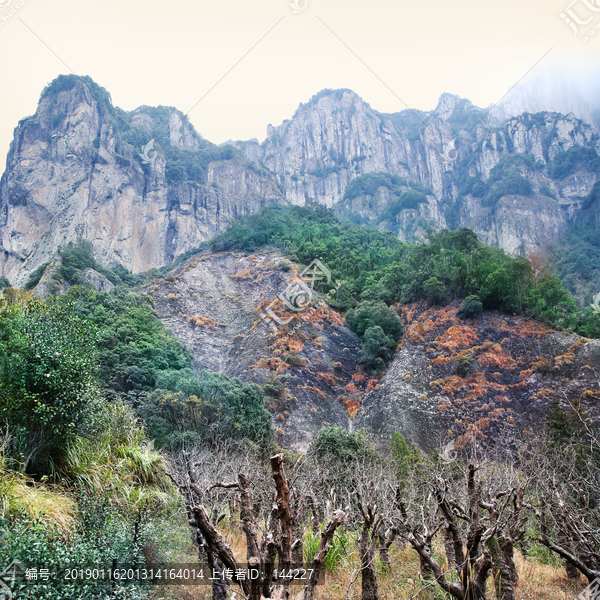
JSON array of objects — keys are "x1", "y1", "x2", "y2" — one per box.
[
  {"x1": 144, "y1": 370, "x2": 274, "y2": 448},
  {"x1": 457, "y1": 295, "x2": 483, "y2": 319},
  {"x1": 310, "y1": 426, "x2": 377, "y2": 464},
  {"x1": 550, "y1": 145, "x2": 600, "y2": 180},
  {"x1": 358, "y1": 326, "x2": 395, "y2": 373},
  {"x1": 423, "y1": 276, "x2": 445, "y2": 305},
  {"x1": 24, "y1": 262, "x2": 50, "y2": 290},
  {"x1": 456, "y1": 352, "x2": 474, "y2": 377},
  {"x1": 0, "y1": 292, "x2": 100, "y2": 474},
  {"x1": 285, "y1": 353, "x2": 306, "y2": 367},
  {"x1": 346, "y1": 301, "x2": 403, "y2": 342}
]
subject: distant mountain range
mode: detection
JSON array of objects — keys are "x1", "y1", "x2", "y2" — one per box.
[{"x1": 1, "y1": 74, "x2": 599, "y2": 287}]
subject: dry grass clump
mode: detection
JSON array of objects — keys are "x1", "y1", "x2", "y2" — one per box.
[{"x1": 0, "y1": 449, "x2": 76, "y2": 534}]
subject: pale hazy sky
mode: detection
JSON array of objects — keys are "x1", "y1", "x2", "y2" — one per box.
[{"x1": 0, "y1": 0, "x2": 599, "y2": 163}]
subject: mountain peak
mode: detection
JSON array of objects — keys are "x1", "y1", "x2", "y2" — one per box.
[{"x1": 434, "y1": 93, "x2": 479, "y2": 121}]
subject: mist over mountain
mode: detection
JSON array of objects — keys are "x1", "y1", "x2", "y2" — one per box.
[{"x1": 490, "y1": 66, "x2": 600, "y2": 130}]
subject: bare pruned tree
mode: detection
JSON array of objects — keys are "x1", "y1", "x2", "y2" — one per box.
[
  {"x1": 168, "y1": 442, "x2": 345, "y2": 600},
  {"x1": 526, "y1": 408, "x2": 600, "y2": 585},
  {"x1": 393, "y1": 439, "x2": 532, "y2": 600}
]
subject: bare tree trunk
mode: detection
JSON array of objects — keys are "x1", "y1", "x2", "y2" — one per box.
[
  {"x1": 271, "y1": 454, "x2": 293, "y2": 600},
  {"x1": 487, "y1": 537, "x2": 517, "y2": 600},
  {"x1": 360, "y1": 525, "x2": 380, "y2": 600},
  {"x1": 560, "y1": 531, "x2": 580, "y2": 580},
  {"x1": 207, "y1": 554, "x2": 228, "y2": 600},
  {"x1": 292, "y1": 492, "x2": 306, "y2": 569},
  {"x1": 357, "y1": 492, "x2": 383, "y2": 600},
  {"x1": 443, "y1": 525, "x2": 457, "y2": 570},
  {"x1": 498, "y1": 537, "x2": 518, "y2": 600},
  {"x1": 237, "y1": 473, "x2": 264, "y2": 600},
  {"x1": 303, "y1": 510, "x2": 345, "y2": 600},
  {"x1": 418, "y1": 543, "x2": 434, "y2": 580},
  {"x1": 378, "y1": 529, "x2": 396, "y2": 571}
]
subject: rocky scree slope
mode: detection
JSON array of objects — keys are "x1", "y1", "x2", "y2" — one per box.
[
  {"x1": 0, "y1": 76, "x2": 286, "y2": 287},
  {"x1": 140, "y1": 250, "x2": 364, "y2": 451},
  {"x1": 234, "y1": 90, "x2": 600, "y2": 255},
  {"x1": 355, "y1": 302, "x2": 600, "y2": 450}
]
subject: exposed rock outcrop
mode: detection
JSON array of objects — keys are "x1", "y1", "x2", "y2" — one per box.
[
  {"x1": 2, "y1": 77, "x2": 599, "y2": 287},
  {"x1": 141, "y1": 250, "x2": 363, "y2": 451},
  {"x1": 0, "y1": 77, "x2": 286, "y2": 287},
  {"x1": 233, "y1": 90, "x2": 600, "y2": 254},
  {"x1": 355, "y1": 303, "x2": 600, "y2": 450}
]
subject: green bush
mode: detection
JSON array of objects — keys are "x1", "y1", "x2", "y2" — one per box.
[
  {"x1": 379, "y1": 189, "x2": 428, "y2": 222},
  {"x1": 345, "y1": 301, "x2": 403, "y2": 341},
  {"x1": 549, "y1": 145, "x2": 600, "y2": 180},
  {"x1": 0, "y1": 293, "x2": 99, "y2": 474},
  {"x1": 482, "y1": 154, "x2": 537, "y2": 207},
  {"x1": 457, "y1": 295, "x2": 483, "y2": 319},
  {"x1": 24, "y1": 262, "x2": 50, "y2": 290},
  {"x1": 358, "y1": 326, "x2": 395, "y2": 373},
  {"x1": 59, "y1": 285, "x2": 190, "y2": 401},
  {"x1": 0, "y1": 276, "x2": 10, "y2": 291},
  {"x1": 142, "y1": 370, "x2": 273, "y2": 448},
  {"x1": 310, "y1": 426, "x2": 377, "y2": 465},
  {"x1": 343, "y1": 172, "x2": 407, "y2": 201},
  {"x1": 423, "y1": 276, "x2": 445, "y2": 305},
  {"x1": 456, "y1": 352, "x2": 474, "y2": 377},
  {"x1": 484, "y1": 173, "x2": 534, "y2": 207},
  {"x1": 1, "y1": 518, "x2": 147, "y2": 599}
]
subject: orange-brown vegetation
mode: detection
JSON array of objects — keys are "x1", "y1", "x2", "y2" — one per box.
[
  {"x1": 434, "y1": 325, "x2": 479, "y2": 352},
  {"x1": 316, "y1": 371, "x2": 337, "y2": 385},
  {"x1": 392, "y1": 302, "x2": 595, "y2": 440},
  {"x1": 297, "y1": 385, "x2": 326, "y2": 399},
  {"x1": 187, "y1": 315, "x2": 226, "y2": 328}
]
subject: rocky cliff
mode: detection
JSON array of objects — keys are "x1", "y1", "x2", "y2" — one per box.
[
  {"x1": 2, "y1": 76, "x2": 600, "y2": 287},
  {"x1": 137, "y1": 250, "x2": 600, "y2": 451},
  {"x1": 0, "y1": 76, "x2": 286, "y2": 287},
  {"x1": 234, "y1": 90, "x2": 600, "y2": 255}
]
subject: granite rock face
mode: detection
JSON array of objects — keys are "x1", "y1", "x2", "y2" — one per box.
[
  {"x1": 0, "y1": 79, "x2": 286, "y2": 287},
  {"x1": 2, "y1": 78, "x2": 600, "y2": 287},
  {"x1": 354, "y1": 303, "x2": 600, "y2": 450},
  {"x1": 233, "y1": 90, "x2": 600, "y2": 254}
]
